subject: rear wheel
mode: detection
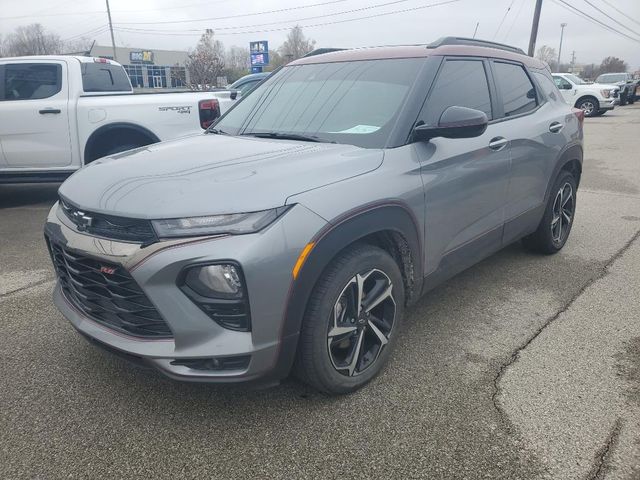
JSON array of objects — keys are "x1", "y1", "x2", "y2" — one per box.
[
  {"x1": 595, "y1": 109, "x2": 607, "y2": 116},
  {"x1": 294, "y1": 244, "x2": 404, "y2": 394},
  {"x1": 576, "y1": 96, "x2": 599, "y2": 117},
  {"x1": 523, "y1": 170, "x2": 577, "y2": 254}
]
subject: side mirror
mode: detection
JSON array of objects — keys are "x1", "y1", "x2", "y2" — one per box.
[{"x1": 413, "y1": 106, "x2": 488, "y2": 141}]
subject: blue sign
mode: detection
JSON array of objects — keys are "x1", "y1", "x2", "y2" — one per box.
[
  {"x1": 249, "y1": 41, "x2": 269, "y2": 70},
  {"x1": 250, "y1": 52, "x2": 269, "y2": 67}
]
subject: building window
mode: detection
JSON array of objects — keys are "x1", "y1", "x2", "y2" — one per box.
[
  {"x1": 146, "y1": 66, "x2": 167, "y2": 88},
  {"x1": 170, "y1": 66, "x2": 186, "y2": 88},
  {"x1": 123, "y1": 65, "x2": 144, "y2": 88}
]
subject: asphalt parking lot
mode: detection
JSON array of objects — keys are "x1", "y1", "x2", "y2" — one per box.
[{"x1": 1, "y1": 106, "x2": 640, "y2": 479}]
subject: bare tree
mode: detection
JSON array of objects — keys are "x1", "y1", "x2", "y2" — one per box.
[
  {"x1": 536, "y1": 45, "x2": 557, "y2": 65},
  {"x1": 224, "y1": 45, "x2": 250, "y2": 82},
  {"x1": 4, "y1": 24, "x2": 63, "y2": 56},
  {"x1": 185, "y1": 29, "x2": 226, "y2": 90},
  {"x1": 599, "y1": 56, "x2": 628, "y2": 74},
  {"x1": 278, "y1": 25, "x2": 315, "y2": 61},
  {"x1": 64, "y1": 37, "x2": 94, "y2": 55}
]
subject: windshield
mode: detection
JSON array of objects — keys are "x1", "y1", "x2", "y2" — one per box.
[
  {"x1": 597, "y1": 74, "x2": 626, "y2": 83},
  {"x1": 565, "y1": 74, "x2": 587, "y2": 85},
  {"x1": 214, "y1": 58, "x2": 424, "y2": 148}
]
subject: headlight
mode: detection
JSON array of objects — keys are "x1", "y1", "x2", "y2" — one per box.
[
  {"x1": 185, "y1": 264, "x2": 243, "y2": 298},
  {"x1": 152, "y1": 206, "x2": 289, "y2": 238},
  {"x1": 600, "y1": 89, "x2": 611, "y2": 98}
]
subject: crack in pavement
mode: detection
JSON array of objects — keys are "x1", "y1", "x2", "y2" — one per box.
[
  {"x1": 0, "y1": 278, "x2": 54, "y2": 299},
  {"x1": 586, "y1": 418, "x2": 622, "y2": 480},
  {"x1": 491, "y1": 227, "x2": 640, "y2": 422}
]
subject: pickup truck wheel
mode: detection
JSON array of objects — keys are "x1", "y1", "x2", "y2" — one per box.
[
  {"x1": 523, "y1": 170, "x2": 577, "y2": 254},
  {"x1": 576, "y1": 96, "x2": 599, "y2": 117},
  {"x1": 294, "y1": 244, "x2": 404, "y2": 395},
  {"x1": 619, "y1": 91, "x2": 628, "y2": 106}
]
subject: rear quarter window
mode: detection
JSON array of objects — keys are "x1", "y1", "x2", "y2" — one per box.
[
  {"x1": 533, "y1": 71, "x2": 564, "y2": 103},
  {"x1": 82, "y1": 63, "x2": 132, "y2": 92}
]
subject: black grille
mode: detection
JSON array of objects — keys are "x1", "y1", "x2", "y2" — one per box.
[
  {"x1": 60, "y1": 197, "x2": 157, "y2": 244},
  {"x1": 48, "y1": 240, "x2": 172, "y2": 338}
]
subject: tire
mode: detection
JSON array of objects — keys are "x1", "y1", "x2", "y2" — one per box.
[
  {"x1": 596, "y1": 109, "x2": 606, "y2": 116},
  {"x1": 523, "y1": 170, "x2": 577, "y2": 254},
  {"x1": 575, "y1": 96, "x2": 599, "y2": 117},
  {"x1": 294, "y1": 244, "x2": 405, "y2": 395}
]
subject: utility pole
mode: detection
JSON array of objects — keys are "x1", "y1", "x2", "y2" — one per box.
[
  {"x1": 556, "y1": 23, "x2": 567, "y2": 72},
  {"x1": 105, "y1": 0, "x2": 117, "y2": 62},
  {"x1": 570, "y1": 50, "x2": 576, "y2": 71},
  {"x1": 473, "y1": 22, "x2": 479, "y2": 39},
  {"x1": 528, "y1": 0, "x2": 543, "y2": 56}
]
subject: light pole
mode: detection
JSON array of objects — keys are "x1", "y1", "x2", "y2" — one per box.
[{"x1": 557, "y1": 23, "x2": 567, "y2": 72}]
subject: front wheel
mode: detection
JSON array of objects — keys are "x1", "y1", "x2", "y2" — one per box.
[
  {"x1": 576, "y1": 96, "x2": 599, "y2": 117},
  {"x1": 523, "y1": 170, "x2": 577, "y2": 254},
  {"x1": 294, "y1": 244, "x2": 404, "y2": 394}
]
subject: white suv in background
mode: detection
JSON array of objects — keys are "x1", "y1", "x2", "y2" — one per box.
[{"x1": 552, "y1": 73, "x2": 619, "y2": 117}]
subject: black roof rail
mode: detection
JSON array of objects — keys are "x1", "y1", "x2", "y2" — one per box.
[
  {"x1": 427, "y1": 37, "x2": 526, "y2": 55},
  {"x1": 302, "y1": 48, "x2": 346, "y2": 58}
]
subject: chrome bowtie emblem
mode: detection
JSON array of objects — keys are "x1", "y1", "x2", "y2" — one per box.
[{"x1": 72, "y1": 210, "x2": 93, "y2": 230}]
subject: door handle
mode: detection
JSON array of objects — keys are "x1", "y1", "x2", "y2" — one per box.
[
  {"x1": 39, "y1": 109, "x2": 61, "y2": 114},
  {"x1": 549, "y1": 122, "x2": 564, "y2": 133},
  {"x1": 488, "y1": 137, "x2": 508, "y2": 151}
]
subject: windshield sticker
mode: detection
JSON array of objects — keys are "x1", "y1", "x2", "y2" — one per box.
[{"x1": 331, "y1": 125, "x2": 380, "y2": 134}]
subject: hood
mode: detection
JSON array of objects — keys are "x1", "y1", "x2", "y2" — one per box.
[
  {"x1": 59, "y1": 134, "x2": 383, "y2": 219},
  {"x1": 591, "y1": 82, "x2": 619, "y2": 90}
]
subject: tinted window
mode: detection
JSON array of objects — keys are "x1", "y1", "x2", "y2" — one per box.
[
  {"x1": 493, "y1": 62, "x2": 537, "y2": 117},
  {"x1": 423, "y1": 60, "x2": 492, "y2": 122},
  {"x1": 215, "y1": 58, "x2": 423, "y2": 149},
  {"x1": 2, "y1": 63, "x2": 61, "y2": 101},
  {"x1": 81, "y1": 63, "x2": 131, "y2": 92},
  {"x1": 534, "y1": 72, "x2": 562, "y2": 103}
]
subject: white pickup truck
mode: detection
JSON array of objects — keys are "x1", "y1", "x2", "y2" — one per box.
[
  {"x1": 551, "y1": 73, "x2": 619, "y2": 117},
  {"x1": 0, "y1": 56, "x2": 237, "y2": 183}
]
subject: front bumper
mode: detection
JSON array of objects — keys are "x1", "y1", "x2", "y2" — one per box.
[
  {"x1": 45, "y1": 202, "x2": 326, "y2": 383},
  {"x1": 599, "y1": 98, "x2": 616, "y2": 110}
]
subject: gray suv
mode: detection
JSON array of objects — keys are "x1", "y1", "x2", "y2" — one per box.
[{"x1": 45, "y1": 37, "x2": 584, "y2": 394}]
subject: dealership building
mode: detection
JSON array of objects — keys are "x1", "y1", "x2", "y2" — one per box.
[{"x1": 89, "y1": 45, "x2": 190, "y2": 90}]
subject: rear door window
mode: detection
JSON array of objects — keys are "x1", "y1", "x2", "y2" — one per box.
[
  {"x1": 2, "y1": 63, "x2": 61, "y2": 101},
  {"x1": 493, "y1": 62, "x2": 538, "y2": 117},
  {"x1": 81, "y1": 63, "x2": 131, "y2": 92},
  {"x1": 422, "y1": 59, "x2": 493, "y2": 123}
]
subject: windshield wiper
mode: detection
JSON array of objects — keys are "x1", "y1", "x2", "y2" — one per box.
[
  {"x1": 241, "y1": 132, "x2": 333, "y2": 143},
  {"x1": 206, "y1": 128, "x2": 228, "y2": 135}
]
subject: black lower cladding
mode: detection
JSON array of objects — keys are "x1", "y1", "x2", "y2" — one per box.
[{"x1": 48, "y1": 239, "x2": 173, "y2": 338}]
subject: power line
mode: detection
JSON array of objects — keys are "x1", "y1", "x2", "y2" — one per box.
[
  {"x1": 598, "y1": 0, "x2": 640, "y2": 28},
  {"x1": 550, "y1": 0, "x2": 640, "y2": 44},
  {"x1": 493, "y1": 0, "x2": 517, "y2": 39},
  {"x1": 115, "y1": 0, "x2": 420, "y2": 34},
  {"x1": 580, "y1": 0, "x2": 640, "y2": 37},
  {"x1": 114, "y1": 0, "x2": 349, "y2": 25},
  {"x1": 112, "y1": 0, "x2": 463, "y2": 37},
  {"x1": 503, "y1": 0, "x2": 527, "y2": 41},
  {"x1": 62, "y1": 25, "x2": 109, "y2": 42}
]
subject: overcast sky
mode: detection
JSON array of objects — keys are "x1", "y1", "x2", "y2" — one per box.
[{"x1": 1, "y1": 0, "x2": 639, "y2": 69}]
